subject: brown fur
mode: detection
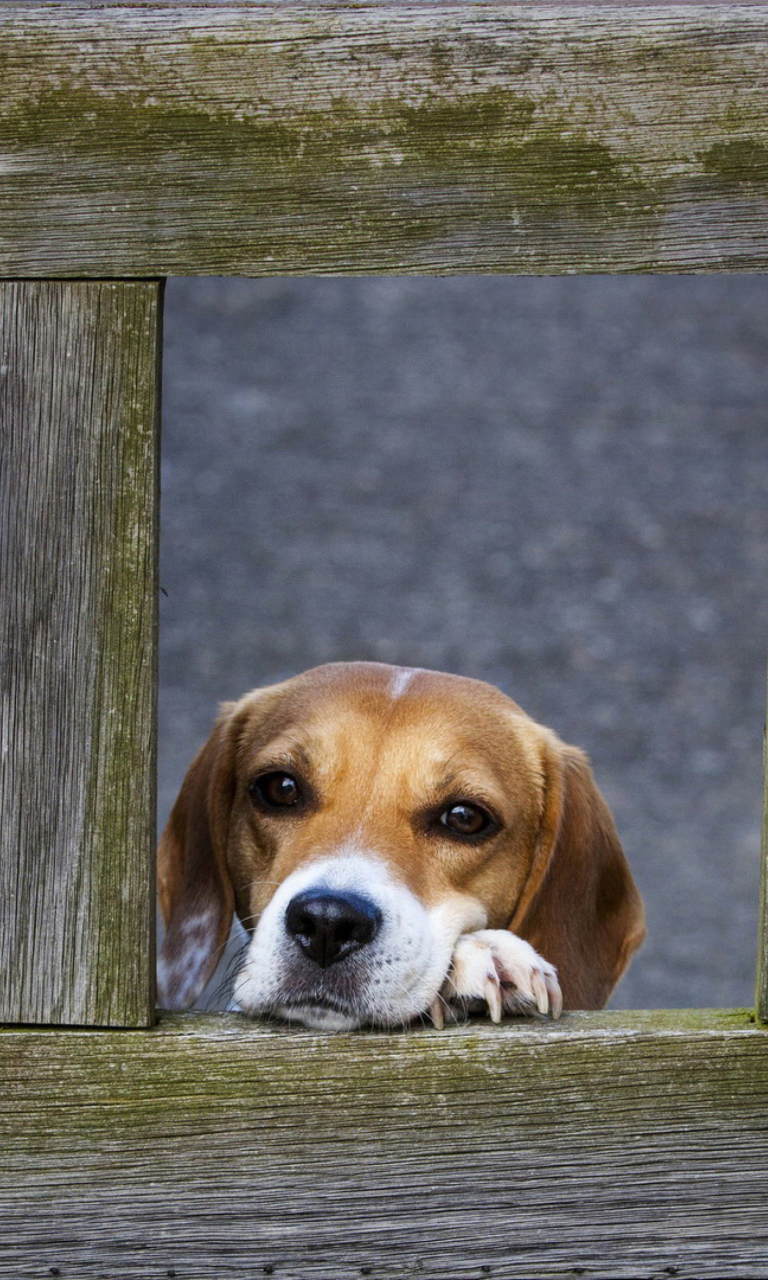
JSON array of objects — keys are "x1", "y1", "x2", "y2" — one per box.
[{"x1": 158, "y1": 662, "x2": 645, "y2": 1012}]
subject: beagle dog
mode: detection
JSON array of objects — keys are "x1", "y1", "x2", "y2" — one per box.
[{"x1": 158, "y1": 662, "x2": 645, "y2": 1030}]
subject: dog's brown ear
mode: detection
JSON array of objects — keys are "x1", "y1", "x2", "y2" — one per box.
[
  {"x1": 157, "y1": 706, "x2": 238, "y2": 1010},
  {"x1": 511, "y1": 738, "x2": 645, "y2": 1009}
]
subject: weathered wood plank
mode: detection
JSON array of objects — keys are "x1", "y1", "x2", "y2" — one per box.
[
  {"x1": 0, "y1": 281, "x2": 161, "y2": 1027},
  {"x1": 758, "y1": 678, "x2": 768, "y2": 1020},
  {"x1": 2, "y1": 3, "x2": 768, "y2": 274},
  {"x1": 0, "y1": 1010, "x2": 766, "y2": 1278},
  {"x1": 758, "y1": 483, "x2": 768, "y2": 1016}
]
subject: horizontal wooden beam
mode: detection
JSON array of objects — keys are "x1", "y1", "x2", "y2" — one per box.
[
  {"x1": 2, "y1": 1009, "x2": 768, "y2": 1277},
  {"x1": 2, "y1": 3, "x2": 768, "y2": 274}
]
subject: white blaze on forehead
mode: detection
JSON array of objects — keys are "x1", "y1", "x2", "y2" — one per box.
[{"x1": 389, "y1": 667, "x2": 419, "y2": 699}]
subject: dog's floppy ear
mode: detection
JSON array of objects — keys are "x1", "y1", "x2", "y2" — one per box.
[
  {"x1": 157, "y1": 705, "x2": 239, "y2": 1010},
  {"x1": 511, "y1": 737, "x2": 645, "y2": 1009}
]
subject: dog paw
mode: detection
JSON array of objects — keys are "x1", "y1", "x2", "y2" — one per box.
[{"x1": 431, "y1": 930, "x2": 562, "y2": 1027}]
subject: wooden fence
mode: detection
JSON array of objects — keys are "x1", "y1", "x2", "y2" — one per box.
[{"x1": 2, "y1": 3, "x2": 768, "y2": 1277}]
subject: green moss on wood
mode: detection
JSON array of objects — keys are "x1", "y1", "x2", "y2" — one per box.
[
  {"x1": 0, "y1": 82, "x2": 657, "y2": 245},
  {"x1": 1, "y1": 1010, "x2": 767, "y2": 1136},
  {"x1": 82, "y1": 284, "x2": 160, "y2": 1026},
  {"x1": 5, "y1": 71, "x2": 766, "y2": 262},
  {"x1": 700, "y1": 139, "x2": 768, "y2": 183},
  {"x1": 3, "y1": 9, "x2": 768, "y2": 272}
]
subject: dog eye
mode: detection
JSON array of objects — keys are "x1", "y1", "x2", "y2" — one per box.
[
  {"x1": 248, "y1": 771, "x2": 302, "y2": 810},
  {"x1": 439, "y1": 803, "x2": 494, "y2": 837}
]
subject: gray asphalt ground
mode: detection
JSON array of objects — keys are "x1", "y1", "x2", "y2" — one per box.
[{"x1": 160, "y1": 276, "x2": 768, "y2": 1012}]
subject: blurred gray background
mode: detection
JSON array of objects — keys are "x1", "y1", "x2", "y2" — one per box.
[{"x1": 160, "y1": 276, "x2": 768, "y2": 1011}]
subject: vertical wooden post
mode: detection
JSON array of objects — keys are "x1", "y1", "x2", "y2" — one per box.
[
  {"x1": 0, "y1": 281, "x2": 161, "y2": 1026},
  {"x1": 756, "y1": 679, "x2": 768, "y2": 1021}
]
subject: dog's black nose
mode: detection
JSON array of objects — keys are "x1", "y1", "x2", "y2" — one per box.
[{"x1": 284, "y1": 889, "x2": 382, "y2": 968}]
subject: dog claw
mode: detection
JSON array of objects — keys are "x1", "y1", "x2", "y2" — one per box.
[
  {"x1": 429, "y1": 997, "x2": 445, "y2": 1030},
  {"x1": 531, "y1": 970, "x2": 549, "y2": 1015},
  {"x1": 484, "y1": 976, "x2": 502, "y2": 1024},
  {"x1": 548, "y1": 976, "x2": 563, "y2": 1021}
]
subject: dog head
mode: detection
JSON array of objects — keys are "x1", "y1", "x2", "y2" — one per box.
[{"x1": 158, "y1": 662, "x2": 644, "y2": 1028}]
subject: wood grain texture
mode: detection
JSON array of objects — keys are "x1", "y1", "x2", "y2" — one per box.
[
  {"x1": 2, "y1": 3, "x2": 768, "y2": 274},
  {"x1": 0, "y1": 281, "x2": 161, "y2": 1027},
  {"x1": 757, "y1": 679, "x2": 768, "y2": 1019},
  {"x1": 0, "y1": 1009, "x2": 766, "y2": 1278}
]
